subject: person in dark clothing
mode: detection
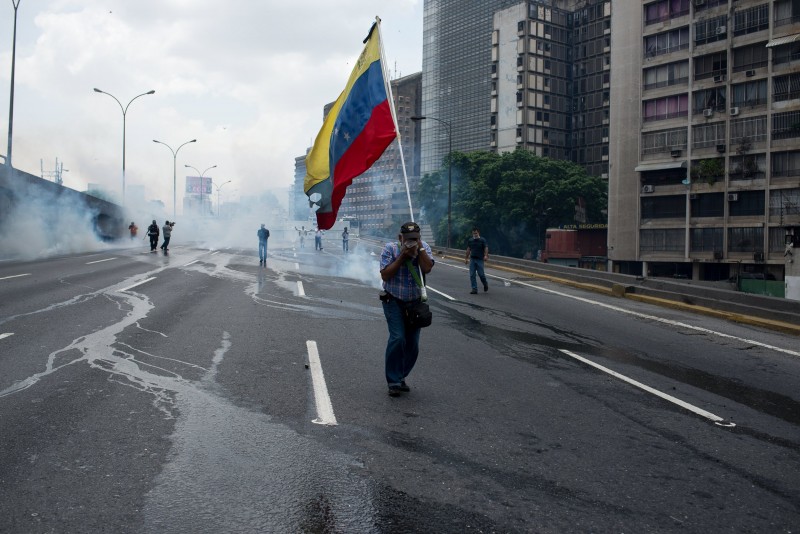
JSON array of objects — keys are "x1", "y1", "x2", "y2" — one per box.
[
  {"x1": 465, "y1": 227, "x2": 489, "y2": 294},
  {"x1": 147, "y1": 220, "x2": 159, "y2": 252},
  {"x1": 257, "y1": 224, "x2": 270, "y2": 265}
]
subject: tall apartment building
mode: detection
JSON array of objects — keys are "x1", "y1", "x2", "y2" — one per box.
[
  {"x1": 294, "y1": 73, "x2": 422, "y2": 233},
  {"x1": 490, "y1": 1, "x2": 611, "y2": 180},
  {"x1": 608, "y1": 0, "x2": 800, "y2": 281}
]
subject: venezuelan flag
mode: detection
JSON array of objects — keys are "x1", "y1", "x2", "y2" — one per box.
[{"x1": 304, "y1": 21, "x2": 396, "y2": 230}]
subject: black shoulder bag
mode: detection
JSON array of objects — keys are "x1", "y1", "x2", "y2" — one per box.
[{"x1": 402, "y1": 260, "x2": 432, "y2": 329}]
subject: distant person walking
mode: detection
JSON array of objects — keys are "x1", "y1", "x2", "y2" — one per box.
[
  {"x1": 294, "y1": 225, "x2": 307, "y2": 248},
  {"x1": 147, "y1": 220, "x2": 159, "y2": 252},
  {"x1": 465, "y1": 227, "x2": 489, "y2": 294},
  {"x1": 257, "y1": 224, "x2": 270, "y2": 265},
  {"x1": 342, "y1": 227, "x2": 349, "y2": 253},
  {"x1": 160, "y1": 220, "x2": 175, "y2": 252},
  {"x1": 128, "y1": 222, "x2": 138, "y2": 240},
  {"x1": 315, "y1": 229, "x2": 324, "y2": 251}
]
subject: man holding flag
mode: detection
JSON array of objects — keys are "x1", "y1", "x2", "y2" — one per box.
[{"x1": 303, "y1": 19, "x2": 397, "y2": 230}]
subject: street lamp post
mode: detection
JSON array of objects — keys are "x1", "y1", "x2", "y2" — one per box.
[
  {"x1": 6, "y1": 0, "x2": 22, "y2": 169},
  {"x1": 411, "y1": 115, "x2": 452, "y2": 249},
  {"x1": 214, "y1": 180, "x2": 232, "y2": 218},
  {"x1": 94, "y1": 88, "x2": 155, "y2": 206},
  {"x1": 153, "y1": 139, "x2": 197, "y2": 218},
  {"x1": 185, "y1": 164, "x2": 217, "y2": 217}
]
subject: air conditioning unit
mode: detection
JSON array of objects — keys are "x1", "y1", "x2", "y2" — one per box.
[
  {"x1": 641, "y1": 185, "x2": 655, "y2": 193},
  {"x1": 753, "y1": 252, "x2": 765, "y2": 262},
  {"x1": 713, "y1": 74, "x2": 725, "y2": 83},
  {"x1": 713, "y1": 251, "x2": 723, "y2": 260},
  {"x1": 671, "y1": 149, "x2": 682, "y2": 157},
  {"x1": 745, "y1": 70, "x2": 756, "y2": 77},
  {"x1": 730, "y1": 107, "x2": 740, "y2": 116},
  {"x1": 716, "y1": 26, "x2": 726, "y2": 35},
  {"x1": 717, "y1": 144, "x2": 726, "y2": 153},
  {"x1": 728, "y1": 193, "x2": 739, "y2": 201},
  {"x1": 703, "y1": 108, "x2": 714, "y2": 117}
]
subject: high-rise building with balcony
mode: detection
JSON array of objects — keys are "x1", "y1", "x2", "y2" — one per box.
[{"x1": 608, "y1": 0, "x2": 800, "y2": 281}]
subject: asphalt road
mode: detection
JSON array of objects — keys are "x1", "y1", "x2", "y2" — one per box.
[{"x1": 1, "y1": 236, "x2": 798, "y2": 533}]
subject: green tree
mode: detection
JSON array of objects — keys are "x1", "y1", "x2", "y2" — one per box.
[{"x1": 420, "y1": 149, "x2": 607, "y2": 257}]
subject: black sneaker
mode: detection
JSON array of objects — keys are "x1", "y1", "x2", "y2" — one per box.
[
  {"x1": 399, "y1": 381, "x2": 411, "y2": 392},
  {"x1": 470, "y1": 289, "x2": 478, "y2": 294},
  {"x1": 483, "y1": 283, "x2": 489, "y2": 292},
  {"x1": 388, "y1": 386, "x2": 402, "y2": 397}
]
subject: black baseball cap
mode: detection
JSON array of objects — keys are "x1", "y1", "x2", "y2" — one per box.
[{"x1": 400, "y1": 221, "x2": 420, "y2": 239}]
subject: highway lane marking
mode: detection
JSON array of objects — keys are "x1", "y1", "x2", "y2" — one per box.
[
  {"x1": 86, "y1": 257, "x2": 117, "y2": 265},
  {"x1": 184, "y1": 260, "x2": 199, "y2": 266},
  {"x1": 306, "y1": 341, "x2": 337, "y2": 426},
  {"x1": 0, "y1": 333, "x2": 13, "y2": 340},
  {"x1": 439, "y1": 262, "x2": 800, "y2": 359},
  {"x1": 0, "y1": 273, "x2": 31, "y2": 281},
  {"x1": 118, "y1": 277, "x2": 157, "y2": 292},
  {"x1": 210, "y1": 251, "x2": 219, "y2": 256},
  {"x1": 297, "y1": 281, "x2": 306, "y2": 296},
  {"x1": 426, "y1": 286, "x2": 456, "y2": 301},
  {"x1": 294, "y1": 262, "x2": 300, "y2": 269},
  {"x1": 559, "y1": 349, "x2": 735, "y2": 428}
]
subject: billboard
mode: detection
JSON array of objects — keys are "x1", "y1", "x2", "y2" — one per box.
[{"x1": 185, "y1": 176, "x2": 212, "y2": 195}]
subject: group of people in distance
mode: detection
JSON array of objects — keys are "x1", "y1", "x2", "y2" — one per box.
[{"x1": 128, "y1": 220, "x2": 175, "y2": 253}]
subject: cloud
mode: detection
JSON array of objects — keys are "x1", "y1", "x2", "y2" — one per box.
[{"x1": 0, "y1": 0, "x2": 421, "y2": 215}]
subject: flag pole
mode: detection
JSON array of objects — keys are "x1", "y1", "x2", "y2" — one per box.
[
  {"x1": 377, "y1": 18, "x2": 427, "y2": 300},
  {"x1": 376, "y1": 17, "x2": 415, "y2": 224}
]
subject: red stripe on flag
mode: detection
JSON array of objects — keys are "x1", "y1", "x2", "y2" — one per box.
[{"x1": 316, "y1": 101, "x2": 395, "y2": 230}]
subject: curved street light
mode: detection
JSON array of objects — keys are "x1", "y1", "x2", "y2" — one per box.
[
  {"x1": 94, "y1": 87, "x2": 155, "y2": 206},
  {"x1": 411, "y1": 115, "x2": 452, "y2": 249},
  {"x1": 184, "y1": 164, "x2": 217, "y2": 217},
  {"x1": 214, "y1": 180, "x2": 232, "y2": 218},
  {"x1": 153, "y1": 139, "x2": 196, "y2": 218}
]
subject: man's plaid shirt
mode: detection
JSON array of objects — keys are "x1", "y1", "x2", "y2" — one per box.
[{"x1": 380, "y1": 241, "x2": 434, "y2": 302}]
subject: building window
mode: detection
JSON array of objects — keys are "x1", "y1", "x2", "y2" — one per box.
[
  {"x1": 644, "y1": 27, "x2": 690, "y2": 58},
  {"x1": 692, "y1": 87, "x2": 726, "y2": 113},
  {"x1": 694, "y1": 16, "x2": 727, "y2": 46},
  {"x1": 643, "y1": 61, "x2": 689, "y2": 90},
  {"x1": 643, "y1": 94, "x2": 688, "y2": 121},
  {"x1": 640, "y1": 228, "x2": 685, "y2": 252},
  {"x1": 732, "y1": 42, "x2": 768, "y2": 72},
  {"x1": 691, "y1": 193, "x2": 725, "y2": 218},
  {"x1": 733, "y1": 4, "x2": 769, "y2": 36},
  {"x1": 773, "y1": 73, "x2": 800, "y2": 103},
  {"x1": 729, "y1": 190, "x2": 765, "y2": 216},
  {"x1": 772, "y1": 110, "x2": 800, "y2": 140},
  {"x1": 772, "y1": 42, "x2": 800, "y2": 66},
  {"x1": 731, "y1": 79, "x2": 768, "y2": 107},
  {"x1": 690, "y1": 227, "x2": 724, "y2": 251},
  {"x1": 730, "y1": 153, "x2": 766, "y2": 181},
  {"x1": 770, "y1": 188, "x2": 800, "y2": 217},
  {"x1": 728, "y1": 227, "x2": 764, "y2": 252},
  {"x1": 772, "y1": 150, "x2": 800, "y2": 178},
  {"x1": 644, "y1": 0, "x2": 690, "y2": 26},
  {"x1": 730, "y1": 116, "x2": 767, "y2": 145},
  {"x1": 642, "y1": 128, "x2": 687, "y2": 155},
  {"x1": 774, "y1": 0, "x2": 800, "y2": 26},
  {"x1": 694, "y1": 51, "x2": 727, "y2": 81},
  {"x1": 641, "y1": 195, "x2": 686, "y2": 219},
  {"x1": 692, "y1": 122, "x2": 726, "y2": 149}
]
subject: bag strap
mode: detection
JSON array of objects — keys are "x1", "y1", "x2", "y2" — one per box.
[{"x1": 405, "y1": 259, "x2": 424, "y2": 288}]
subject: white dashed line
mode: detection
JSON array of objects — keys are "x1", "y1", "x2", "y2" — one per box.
[
  {"x1": 426, "y1": 286, "x2": 456, "y2": 301},
  {"x1": 297, "y1": 281, "x2": 306, "y2": 296},
  {"x1": 306, "y1": 341, "x2": 337, "y2": 426},
  {"x1": 118, "y1": 277, "x2": 157, "y2": 292},
  {"x1": 0, "y1": 273, "x2": 31, "y2": 281},
  {"x1": 0, "y1": 333, "x2": 14, "y2": 340},
  {"x1": 559, "y1": 349, "x2": 735, "y2": 427},
  {"x1": 86, "y1": 257, "x2": 117, "y2": 264},
  {"x1": 184, "y1": 260, "x2": 199, "y2": 266}
]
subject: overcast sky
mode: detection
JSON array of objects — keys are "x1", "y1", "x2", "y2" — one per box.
[{"x1": 0, "y1": 0, "x2": 422, "y2": 212}]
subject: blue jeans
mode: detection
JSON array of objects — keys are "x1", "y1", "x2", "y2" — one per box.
[
  {"x1": 382, "y1": 299, "x2": 421, "y2": 387},
  {"x1": 258, "y1": 241, "x2": 267, "y2": 261},
  {"x1": 469, "y1": 258, "x2": 487, "y2": 290}
]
